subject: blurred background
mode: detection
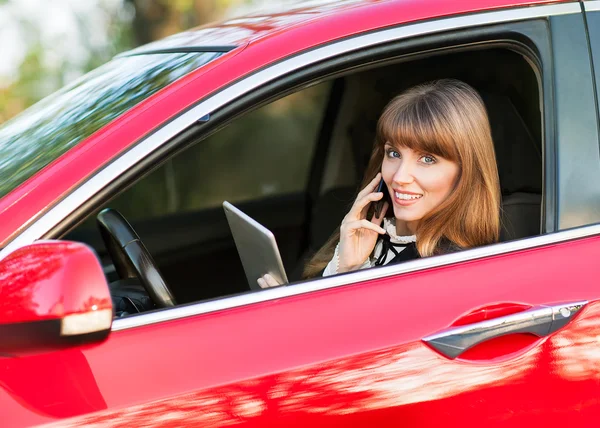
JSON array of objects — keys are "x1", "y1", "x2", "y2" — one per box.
[{"x1": 0, "y1": 0, "x2": 296, "y2": 123}]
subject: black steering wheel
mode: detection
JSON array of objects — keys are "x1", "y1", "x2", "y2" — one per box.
[{"x1": 97, "y1": 208, "x2": 176, "y2": 308}]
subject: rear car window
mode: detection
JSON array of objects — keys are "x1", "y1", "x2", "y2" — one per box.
[{"x1": 0, "y1": 51, "x2": 223, "y2": 199}]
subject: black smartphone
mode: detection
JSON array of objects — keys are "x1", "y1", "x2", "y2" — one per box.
[{"x1": 374, "y1": 178, "x2": 392, "y2": 217}]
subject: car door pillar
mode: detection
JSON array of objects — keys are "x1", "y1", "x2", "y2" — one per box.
[{"x1": 549, "y1": 12, "x2": 600, "y2": 231}]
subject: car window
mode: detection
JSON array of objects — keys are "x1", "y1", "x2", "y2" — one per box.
[
  {"x1": 107, "y1": 82, "x2": 331, "y2": 221},
  {"x1": 0, "y1": 51, "x2": 223, "y2": 199},
  {"x1": 63, "y1": 29, "x2": 546, "y2": 313}
]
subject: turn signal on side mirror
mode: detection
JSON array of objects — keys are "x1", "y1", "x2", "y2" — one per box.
[{"x1": 0, "y1": 241, "x2": 113, "y2": 354}]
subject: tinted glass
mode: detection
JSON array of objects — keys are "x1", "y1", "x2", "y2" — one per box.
[
  {"x1": 586, "y1": 11, "x2": 600, "y2": 154},
  {"x1": 0, "y1": 51, "x2": 222, "y2": 199},
  {"x1": 108, "y1": 82, "x2": 330, "y2": 221}
]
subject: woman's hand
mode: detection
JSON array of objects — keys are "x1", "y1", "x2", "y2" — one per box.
[
  {"x1": 257, "y1": 273, "x2": 282, "y2": 288},
  {"x1": 338, "y1": 173, "x2": 388, "y2": 273}
]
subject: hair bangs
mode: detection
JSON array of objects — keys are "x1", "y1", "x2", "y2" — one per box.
[{"x1": 378, "y1": 97, "x2": 460, "y2": 163}]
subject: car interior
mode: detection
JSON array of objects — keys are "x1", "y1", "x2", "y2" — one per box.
[{"x1": 65, "y1": 45, "x2": 543, "y2": 316}]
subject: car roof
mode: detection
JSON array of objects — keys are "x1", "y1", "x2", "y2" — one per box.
[{"x1": 123, "y1": 0, "x2": 569, "y2": 56}]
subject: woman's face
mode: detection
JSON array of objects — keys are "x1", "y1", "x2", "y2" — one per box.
[{"x1": 381, "y1": 143, "x2": 460, "y2": 232}]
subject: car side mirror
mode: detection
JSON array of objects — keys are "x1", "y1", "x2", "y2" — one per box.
[{"x1": 0, "y1": 241, "x2": 113, "y2": 354}]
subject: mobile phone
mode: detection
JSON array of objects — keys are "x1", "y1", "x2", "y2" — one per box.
[{"x1": 374, "y1": 178, "x2": 392, "y2": 217}]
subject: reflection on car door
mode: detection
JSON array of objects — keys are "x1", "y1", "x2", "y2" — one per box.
[{"x1": 7, "y1": 232, "x2": 600, "y2": 427}]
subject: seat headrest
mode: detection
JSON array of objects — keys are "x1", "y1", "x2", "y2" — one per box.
[
  {"x1": 480, "y1": 92, "x2": 542, "y2": 195},
  {"x1": 500, "y1": 192, "x2": 541, "y2": 241}
]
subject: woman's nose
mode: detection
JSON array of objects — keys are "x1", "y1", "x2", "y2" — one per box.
[{"x1": 393, "y1": 161, "x2": 415, "y2": 184}]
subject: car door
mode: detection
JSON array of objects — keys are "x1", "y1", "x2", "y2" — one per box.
[
  {"x1": 5, "y1": 3, "x2": 600, "y2": 427},
  {"x1": 4, "y1": 231, "x2": 600, "y2": 427}
]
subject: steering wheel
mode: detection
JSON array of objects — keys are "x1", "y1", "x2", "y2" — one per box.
[{"x1": 97, "y1": 208, "x2": 176, "y2": 308}]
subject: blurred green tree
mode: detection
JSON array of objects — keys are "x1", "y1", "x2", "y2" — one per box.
[
  {"x1": 0, "y1": 0, "x2": 247, "y2": 123},
  {"x1": 0, "y1": 1, "x2": 133, "y2": 122},
  {"x1": 124, "y1": 0, "x2": 242, "y2": 46}
]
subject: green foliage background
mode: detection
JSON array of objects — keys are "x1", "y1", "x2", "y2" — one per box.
[{"x1": 0, "y1": 0, "x2": 248, "y2": 123}]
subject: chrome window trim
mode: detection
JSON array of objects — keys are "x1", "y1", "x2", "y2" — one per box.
[
  {"x1": 118, "y1": 46, "x2": 238, "y2": 57},
  {"x1": 584, "y1": 1, "x2": 600, "y2": 12},
  {"x1": 0, "y1": 2, "x2": 582, "y2": 329},
  {"x1": 112, "y1": 223, "x2": 600, "y2": 331}
]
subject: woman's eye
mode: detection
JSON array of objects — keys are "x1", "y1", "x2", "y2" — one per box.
[
  {"x1": 420, "y1": 155, "x2": 436, "y2": 165},
  {"x1": 386, "y1": 148, "x2": 400, "y2": 158}
]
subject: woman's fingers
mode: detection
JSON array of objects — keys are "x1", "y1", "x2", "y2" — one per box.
[
  {"x1": 371, "y1": 202, "x2": 389, "y2": 224},
  {"x1": 343, "y1": 219, "x2": 386, "y2": 235},
  {"x1": 347, "y1": 191, "x2": 383, "y2": 219},
  {"x1": 341, "y1": 173, "x2": 387, "y2": 228},
  {"x1": 265, "y1": 274, "x2": 280, "y2": 287},
  {"x1": 356, "y1": 173, "x2": 382, "y2": 199},
  {"x1": 257, "y1": 274, "x2": 281, "y2": 289}
]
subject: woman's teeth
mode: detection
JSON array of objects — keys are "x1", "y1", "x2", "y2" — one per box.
[{"x1": 395, "y1": 192, "x2": 423, "y2": 200}]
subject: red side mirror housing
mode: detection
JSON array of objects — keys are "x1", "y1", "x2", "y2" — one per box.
[{"x1": 0, "y1": 241, "x2": 113, "y2": 353}]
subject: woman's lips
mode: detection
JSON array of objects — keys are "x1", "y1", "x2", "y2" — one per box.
[{"x1": 393, "y1": 191, "x2": 423, "y2": 206}]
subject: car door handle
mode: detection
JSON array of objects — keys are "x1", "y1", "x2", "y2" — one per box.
[{"x1": 422, "y1": 301, "x2": 587, "y2": 359}]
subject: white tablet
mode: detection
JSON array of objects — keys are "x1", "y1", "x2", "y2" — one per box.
[{"x1": 223, "y1": 201, "x2": 289, "y2": 290}]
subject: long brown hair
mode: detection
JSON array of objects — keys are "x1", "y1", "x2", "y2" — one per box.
[{"x1": 303, "y1": 79, "x2": 500, "y2": 278}]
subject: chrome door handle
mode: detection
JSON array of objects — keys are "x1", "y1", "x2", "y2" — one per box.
[{"x1": 422, "y1": 301, "x2": 587, "y2": 359}]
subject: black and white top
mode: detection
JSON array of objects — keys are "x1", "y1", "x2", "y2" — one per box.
[{"x1": 323, "y1": 218, "x2": 418, "y2": 276}]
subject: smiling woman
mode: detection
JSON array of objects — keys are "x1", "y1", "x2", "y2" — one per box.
[
  {"x1": 300, "y1": 79, "x2": 501, "y2": 279},
  {"x1": 378, "y1": 79, "x2": 500, "y2": 255}
]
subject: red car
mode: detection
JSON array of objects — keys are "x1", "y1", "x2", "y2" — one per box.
[{"x1": 2, "y1": 0, "x2": 600, "y2": 426}]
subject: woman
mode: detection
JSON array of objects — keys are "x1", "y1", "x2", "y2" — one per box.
[{"x1": 258, "y1": 79, "x2": 500, "y2": 287}]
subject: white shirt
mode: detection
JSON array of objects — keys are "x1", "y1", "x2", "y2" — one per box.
[{"x1": 322, "y1": 218, "x2": 416, "y2": 276}]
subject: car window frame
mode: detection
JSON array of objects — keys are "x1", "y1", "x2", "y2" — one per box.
[
  {"x1": 0, "y1": 2, "x2": 588, "y2": 331},
  {"x1": 583, "y1": 1, "x2": 600, "y2": 180},
  {"x1": 548, "y1": 8, "x2": 600, "y2": 231}
]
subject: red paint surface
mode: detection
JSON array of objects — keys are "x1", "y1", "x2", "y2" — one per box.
[
  {"x1": 2, "y1": 234, "x2": 600, "y2": 426},
  {"x1": 0, "y1": 0, "x2": 568, "y2": 247},
  {"x1": 450, "y1": 302, "x2": 533, "y2": 326},
  {"x1": 0, "y1": 1, "x2": 590, "y2": 426},
  {"x1": 0, "y1": 241, "x2": 111, "y2": 324}
]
